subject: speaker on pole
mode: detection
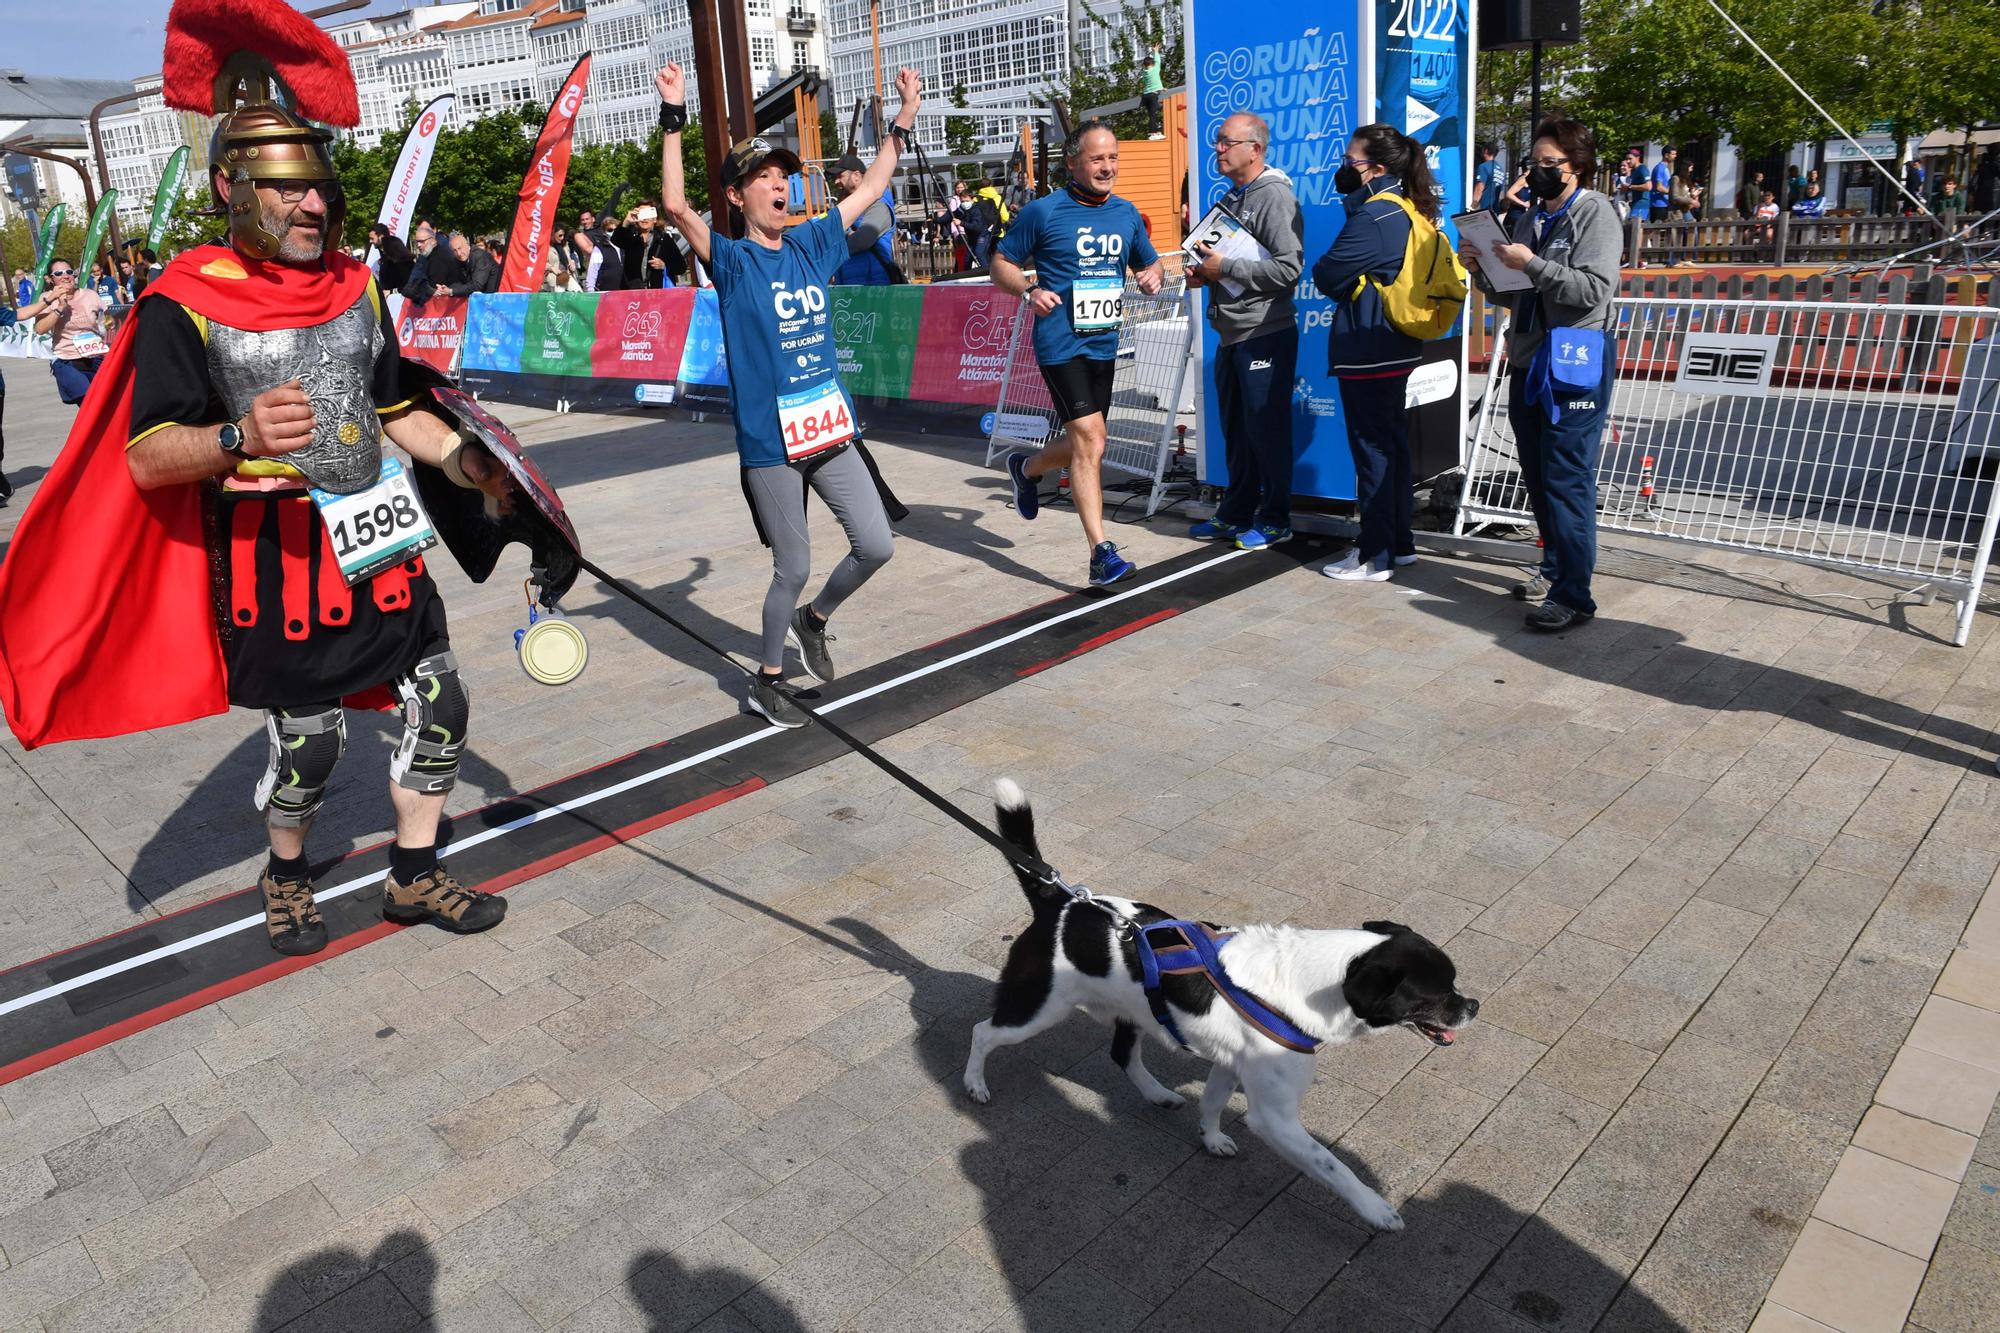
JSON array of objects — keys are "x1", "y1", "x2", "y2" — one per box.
[{"x1": 1478, "y1": 0, "x2": 1582, "y2": 50}]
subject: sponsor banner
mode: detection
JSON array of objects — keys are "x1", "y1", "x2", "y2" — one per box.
[
  {"x1": 677, "y1": 289, "x2": 729, "y2": 388},
  {"x1": 378, "y1": 96, "x2": 454, "y2": 242},
  {"x1": 500, "y1": 56, "x2": 591, "y2": 294},
  {"x1": 394, "y1": 296, "x2": 468, "y2": 377},
  {"x1": 909, "y1": 285, "x2": 1023, "y2": 405},
  {"x1": 463, "y1": 291, "x2": 528, "y2": 372},
  {"x1": 589, "y1": 289, "x2": 695, "y2": 381},
  {"x1": 521, "y1": 290, "x2": 598, "y2": 377},
  {"x1": 832, "y1": 286, "x2": 921, "y2": 400},
  {"x1": 29, "y1": 204, "x2": 66, "y2": 302},
  {"x1": 77, "y1": 189, "x2": 119, "y2": 277},
  {"x1": 0, "y1": 325, "x2": 55, "y2": 360},
  {"x1": 147, "y1": 146, "x2": 189, "y2": 255},
  {"x1": 1671, "y1": 332, "x2": 1780, "y2": 397}
]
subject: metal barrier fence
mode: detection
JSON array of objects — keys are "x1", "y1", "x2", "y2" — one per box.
[
  {"x1": 1457, "y1": 297, "x2": 2000, "y2": 644},
  {"x1": 983, "y1": 285, "x2": 1197, "y2": 518}
]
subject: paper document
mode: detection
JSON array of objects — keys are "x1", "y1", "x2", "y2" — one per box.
[
  {"x1": 1183, "y1": 201, "x2": 1268, "y2": 300},
  {"x1": 1451, "y1": 209, "x2": 1533, "y2": 292}
]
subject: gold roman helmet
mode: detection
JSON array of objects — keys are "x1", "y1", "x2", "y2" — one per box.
[{"x1": 163, "y1": 0, "x2": 359, "y2": 259}]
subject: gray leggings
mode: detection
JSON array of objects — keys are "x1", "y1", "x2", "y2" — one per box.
[{"x1": 744, "y1": 445, "x2": 895, "y2": 671}]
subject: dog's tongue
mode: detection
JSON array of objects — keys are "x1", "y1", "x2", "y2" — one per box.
[{"x1": 1436, "y1": 1028, "x2": 1457, "y2": 1044}]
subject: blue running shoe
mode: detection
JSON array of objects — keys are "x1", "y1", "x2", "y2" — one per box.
[
  {"x1": 1089, "y1": 541, "x2": 1136, "y2": 586},
  {"x1": 1187, "y1": 518, "x2": 1240, "y2": 542},
  {"x1": 1234, "y1": 525, "x2": 1291, "y2": 551},
  {"x1": 1006, "y1": 452, "x2": 1039, "y2": 521}
]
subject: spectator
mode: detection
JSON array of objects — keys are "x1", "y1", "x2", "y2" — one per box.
[
  {"x1": 1791, "y1": 183, "x2": 1827, "y2": 218},
  {"x1": 573, "y1": 228, "x2": 625, "y2": 291},
  {"x1": 1666, "y1": 161, "x2": 1700, "y2": 267},
  {"x1": 1755, "y1": 190, "x2": 1780, "y2": 242},
  {"x1": 19, "y1": 260, "x2": 110, "y2": 407},
  {"x1": 1650, "y1": 147, "x2": 1678, "y2": 222},
  {"x1": 89, "y1": 261, "x2": 122, "y2": 303},
  {"x1": 1931, "y1": 176, "x2": 1965, "y2": 216},
  {"x1": 1786, "y1": 164, "x2": 1808, "y2": 206},
  {"x1": 1619, "y1": 150, "x2": 1648, "y2": 222},
  {"x1": 1738, "y1": 169, "x2": 1767, "y2": 219},
  {"x1": 1310, "y1": 122, "x2": 1439, "y2": 582},
  {"x1": 976, "y1": 176, "x2": 1010, "y2": 261},
  {"x1": 441, "y1": 231, "x2": 499, "y2": 296},
  {"x1": 1903, "y1": 158, "x2": 1926, "y2": 213},
  {"x1": 401, "y1": 218, "x2": 441, "y2": 302},
  {"x1": 613, "y1": 203, "x2": 685, "y2": 288},
  {"x1": 1461, "y1": 117, "x2": 1621, "y2": 633},
  {"x1": 829, "y1": 153, "x2": 899, "y2": 285},
  {"x1": 1474, "y1": 144, "x2": 1504, "y2": 212},
  {"x1": 954, "y1": 180, "x2": 994, "y2": 266},
  {"x1": 1004, "y1": 170, "x2": 1033, "y2": 216},
  {"x1": 368, "y1": 225, "x2": 414, "y2": 291},
  {"x1": 117, "y1": 258, "x2": 137, "y2": 299},
  {"x1": 1185, "y1": 111, "x2": 1303, "y2": 553},
  {"x1": 139, "y1": 248, "x2": 162, "y2": 288},
  {"x1": 423, "y1": 229, "x2": 468, "y2": 297},
  {"x1": 11, "y1": 269, "x2": 29, "y2": 307},
  {"x1": 1140, "y1": 43, "x2": 1165, "y2": 139}
]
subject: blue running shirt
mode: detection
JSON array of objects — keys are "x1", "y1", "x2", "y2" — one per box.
[
  {"x1": 997, "y1": 188, "x2": 1159, "y2": 366},
  {"x1": 709, "y1": 212, "x2": 857, "y2": 468}
]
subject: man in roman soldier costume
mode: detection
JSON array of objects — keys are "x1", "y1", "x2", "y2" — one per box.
[{"x1": 0, "y1": 0, "x2": 562, "y2": 955}]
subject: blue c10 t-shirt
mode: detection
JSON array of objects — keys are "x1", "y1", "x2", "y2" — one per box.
[
  {"x1": 997, "y1": 188, "x2": 1159, "y2": 366},
  {"x1": 709, "y1": 211, "x2": 857, "y2": 468}
]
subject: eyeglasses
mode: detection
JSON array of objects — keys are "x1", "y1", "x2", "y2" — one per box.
[
  {"x1": 1530, "y1": 157, "x2": 1569, "y2": 169},
  {"x1": 48, "y1": 268, "x2": 73, "y2": 277},
  {"x1": 269, "y1": 179, "x2": 334, "y2": 203},
  {"x1": 1213, "y1": 135, "x2": 1257, "y2": 150}
]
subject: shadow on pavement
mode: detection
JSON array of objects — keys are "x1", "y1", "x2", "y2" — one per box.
[
  {"x1": 253, "y1": 1227, "x2": 436, "y2": 1330},
  {"x1": 621, "y1": 1247, "x2": 810, "y2": 1332},
  {"x1": 1403, "y1": 559, "x2": 1998, "y2": 772}
]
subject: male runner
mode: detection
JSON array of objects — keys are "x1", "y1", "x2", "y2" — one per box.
[
  {"x1": 0, "y1": 0, "x2": 529, "y2": 955},
  {"x1": 992, "y1": 120, "x2": 1164, "y2": 586}
]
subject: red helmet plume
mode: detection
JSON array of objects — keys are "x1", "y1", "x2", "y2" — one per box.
[{"x1": 161, "y1": 0, "x2": 359, "y2": 128}]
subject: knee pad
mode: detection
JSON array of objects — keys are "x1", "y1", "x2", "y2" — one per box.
[
  {"x1": 255, "y1": 705, "x2": 346, "y2": 827},
  {"x1": 390, "y1": 652, "x2": 469, "y2": 794}
]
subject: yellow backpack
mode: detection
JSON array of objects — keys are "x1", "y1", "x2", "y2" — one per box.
[{"x1": 1357, "y1": 192, "x2": 1469, "y2": 340}]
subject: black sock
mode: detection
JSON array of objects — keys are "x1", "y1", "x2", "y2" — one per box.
[
  {"x1": 390, "y1": 842, "x2": 438, "y2": 884},
  {"x1": 803, "y1": 605, "x2": 827, "y2": 632},
  {"x1": 267, "y1": 850, "x2": 310, "y2": 883}
]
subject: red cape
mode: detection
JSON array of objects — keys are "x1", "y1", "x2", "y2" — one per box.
[{"x1": 0, "y1": 245, "x2": 375, "y2": 748}]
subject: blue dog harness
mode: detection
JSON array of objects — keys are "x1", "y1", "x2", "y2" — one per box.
[{"x1": 1134, "y1": 919, "x2": 1322, "y2": 1053}]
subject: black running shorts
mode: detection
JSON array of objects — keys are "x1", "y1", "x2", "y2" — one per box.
[{"x1": 1038, "y1": 355, "x2": 1116, "y2": 425}]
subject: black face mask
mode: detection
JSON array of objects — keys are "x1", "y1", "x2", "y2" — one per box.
[
  {"x1": 1528, "y1": 164, "x2": 1569, "y2": 200},
  {"x1": 1335, "y1": 164, "x2": 1366, "y2": 195}
]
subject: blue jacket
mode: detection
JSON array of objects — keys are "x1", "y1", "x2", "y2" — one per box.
[{"x1": 1311, "y1": 175, "x2": 1422, "y2": 377}]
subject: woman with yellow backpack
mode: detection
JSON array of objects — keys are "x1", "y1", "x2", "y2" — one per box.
[{"x1": 1310, "y1": 124, "x2": 1464, "y2": 582}]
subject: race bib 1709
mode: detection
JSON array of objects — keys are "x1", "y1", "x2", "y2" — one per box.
[
  {"x1": 1070, "y1": 278, "x2": 1124, "y2": 333},
  {"x1": 311, "y1": 457, "x2": 438, "y2": 586},
  {"x1": 777, "y1": 379, "x2": 856, "y2": 462}
]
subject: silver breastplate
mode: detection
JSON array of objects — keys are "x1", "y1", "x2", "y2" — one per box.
[{"x1": 204, "y1": 298, "x2": 385, "y2": 494}]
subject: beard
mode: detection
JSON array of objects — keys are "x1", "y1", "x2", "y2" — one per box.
[{"x1": 260, "y1": 202, "x2": 326, "y2": 263}]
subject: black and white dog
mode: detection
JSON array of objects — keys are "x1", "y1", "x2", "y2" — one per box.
[{"x1": 964, "y1": 780, "x2": 1479, "y2": 1231}]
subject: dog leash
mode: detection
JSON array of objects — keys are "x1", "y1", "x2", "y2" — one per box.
[{"x1": 579, "y1": 555, "x2": 1086, "y2": 897}]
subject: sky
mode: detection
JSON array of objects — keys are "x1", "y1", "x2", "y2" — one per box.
[{"x1": 4, "y1": 1, "x2": 411, "y2": 83}]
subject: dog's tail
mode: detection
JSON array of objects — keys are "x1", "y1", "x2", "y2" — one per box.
[{"x1": 994, "y1": 778, "x2": 1064, "y2": 917}]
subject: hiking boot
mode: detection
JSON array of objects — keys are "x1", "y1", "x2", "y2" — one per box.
[
  {"x1": 384, "y1": 865, "x2": 507, "y2": 933},
  {"x1": 746, "y1": 673, "x2": 809, "y2": 728},
  {"x1": 260, "y1": 870, "x2": 327, "y2": 956},
  {"x1": 787, "y1": 606, "x2": 837, "y2": 683},
  {"x1": 1512, "y1": 573, "x2": 1551, "y2": 602}
]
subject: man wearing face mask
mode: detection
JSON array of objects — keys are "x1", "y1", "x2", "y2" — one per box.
[
  {"x1": 1459, "y1": 118, "x2": 1621, "y2": 633},
  {"x1": 0, "y1": 0, "x2": 537, "y2": 955}
]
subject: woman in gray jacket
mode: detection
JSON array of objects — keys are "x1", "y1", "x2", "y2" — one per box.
[{"x1": 1462, "y1": 118, "x2": 1621, "y2": 632}]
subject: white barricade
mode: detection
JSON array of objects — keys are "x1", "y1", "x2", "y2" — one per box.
[
  {"x1": 1457, "y1": 297, "x2": 2000, "y2": 645},
  {"x1": 983, "y1": 286, "x2": 1197, "y2": 518}
]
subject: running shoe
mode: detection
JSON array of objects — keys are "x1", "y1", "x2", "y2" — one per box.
[
  {"x1": 1526, "y1": 600, "x2": 1593, "y2": 632},
  {"x1": 1187, "y1": 518, "x2": 1240, "y2": 542},
  {"x1": 787, "y1": 606, "x2": 837, "y2": 682},
  {"x1": 1007, "y1": 452, "x2": 1039, "y2": 521},
  {"x1": 1089, "y1": 542, "x2": 1136, "y2": 587},
  {"x1": 1511, "y1": 573, "x2": 1551, "y2": 602},
  {"x1": 1394, "y1": 553, "x2": 1418, "y2": 567},
  {"x1": 1324, "y1": 551, "x2": 1392, "y2": 581},
  {"x1": 747, "y1": 673, "x2": 809, "y2": 728},
  {"x1": 1235, "y1": 525, "x2": 1291, "y2": 551}
]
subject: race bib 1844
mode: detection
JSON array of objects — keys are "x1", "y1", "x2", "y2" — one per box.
[
  {"x1": 777, "y1": 379, "x2": 856, "y2": 461},
  {"x1": 311, "y1": 457, "x2": 438, "y2": 586},
  {"x1": 1070, "y1": 278, "x2": 1124, "y2": 332}
]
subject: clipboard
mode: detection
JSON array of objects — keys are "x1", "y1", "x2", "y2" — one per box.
[
  {"x1": 1183, "y1": 200, "x2": 1268, "y2": 300},
  {"x1": 1451, "y1": 209, "x2": 1533, "y2": 292}
]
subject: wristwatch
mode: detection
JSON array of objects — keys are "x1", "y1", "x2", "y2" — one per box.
[{"x1": 218, "y1": 420, "x2": 250, "y2": 460}]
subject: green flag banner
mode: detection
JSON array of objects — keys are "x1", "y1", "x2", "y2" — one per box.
[
  {"x1": 520, "y1": 291, "x2": 597, "y2": 376},
  {"x1": 28, "y1": 204, "x2": 66, "y2": 301},
  {"x1": 832, "y1": 286, "x2": 922, "y2": 400},
  {"x1": 77, "y1": 189, "x2": 119, "y2": 288},
  {"x1": 147, "y1": 146, "x2": 189, "y2": 255}
]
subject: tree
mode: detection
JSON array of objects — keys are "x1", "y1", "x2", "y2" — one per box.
[
  {"x1": 945, "y1": 82, "x2": 981, "y2": 182},
  {"x1": 1051, "y1": 3, "x2": 1185, "y2": 146}
]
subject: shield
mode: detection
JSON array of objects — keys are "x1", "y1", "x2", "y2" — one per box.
[{"x1": 418, "y1": 386, "x2": 582, "y2": 605}]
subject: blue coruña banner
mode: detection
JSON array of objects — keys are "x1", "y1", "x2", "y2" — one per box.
[{"x1": 1189, "y1": 1, "x2": 1471, "y2": 503}]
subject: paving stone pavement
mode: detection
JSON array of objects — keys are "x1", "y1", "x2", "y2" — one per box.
[{"x1": 2, "y1": 378, "x2": 2000, "y2": 1332}]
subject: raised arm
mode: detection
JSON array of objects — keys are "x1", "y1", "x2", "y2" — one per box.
[
  {"x1": 837, "y1": 68, "x2": 923, "y2": 231},
  {"x1": 654, "y1": 64, "x2": 712, "y2": 266}
]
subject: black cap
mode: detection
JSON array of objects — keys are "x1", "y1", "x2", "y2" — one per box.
[
  {"x1": 832, "y1": 153, "x2": 867, "y2": 177},
  {"x1": 720, "y1": 136, "x2": 804, "y2": 191}
]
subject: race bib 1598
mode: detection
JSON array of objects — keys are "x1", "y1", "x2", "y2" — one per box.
[{"x1": 311, "y1": 457, "x2": 438, "y2": 586}]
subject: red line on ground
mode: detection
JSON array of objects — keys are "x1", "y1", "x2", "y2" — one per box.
[
  {"x1": 0, "y1": 778, "x2": 767, "y2": 1088},
  {"x1": 917, "y1": 593, "x2": 1075, "y2": 653},
  {"x1": 1014, "y1": 608, "x2": 1180, "y2": 678}
]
